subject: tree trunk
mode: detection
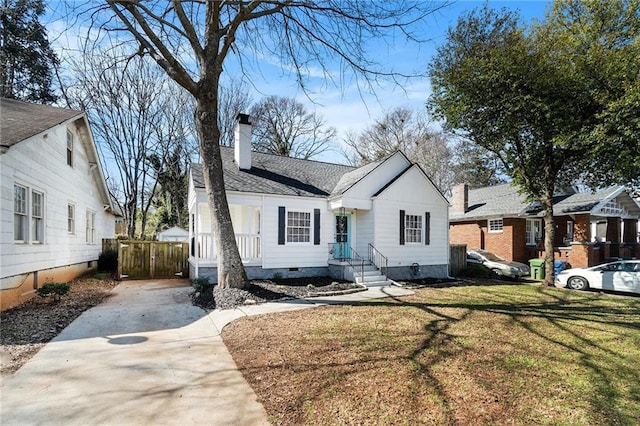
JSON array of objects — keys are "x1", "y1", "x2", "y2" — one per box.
[
  {"x1": 541, "y1": 188, "x2": 556, "y2": 287},
  {"x1": 195, "y1": 97, "x2": 248, "y2": 289}
]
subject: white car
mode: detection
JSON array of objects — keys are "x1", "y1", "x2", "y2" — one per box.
[
  {"x1": 555, "y1": 260, "x2": 640, "y2": 295},
  {"x1": 467, "y1": 249, "x2": 530, "y2": 279}
]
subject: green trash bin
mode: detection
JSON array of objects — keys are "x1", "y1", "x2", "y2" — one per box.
[{"x1": 529, "y1": 258, "x2": 545, "y2": 280}]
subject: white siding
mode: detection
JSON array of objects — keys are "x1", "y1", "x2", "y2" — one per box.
[
  {"x1": 372, "y1": 166, "x2": 449, "y2": 266},
  {"x1": 256, "y1": 195, "x2": 331, "y2": 269},
  {"x1": 338, "y1": 152, "x2": 410, "y2": 209},
  {"x1": 355, "y1": 210, "x2": 374, "y2": 256},
  {"x1": 0, "y1": 119, "x2": 115, "y2": 286}
]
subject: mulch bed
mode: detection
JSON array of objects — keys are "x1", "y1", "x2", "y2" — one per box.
[{"x1": 192, "y1": 277, "x2": 364, "y2": 310}]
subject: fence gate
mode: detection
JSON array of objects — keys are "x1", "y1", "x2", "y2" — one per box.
[
  {"x1": 117, "y1": 241, "x2": 189, "y2": 280},
  {"x1": 449, "y1": 244, "x2": 467, "y2": 277}
]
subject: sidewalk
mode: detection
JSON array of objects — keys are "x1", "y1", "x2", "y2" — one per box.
[{"x1": 0, "y1": 280, "x2": 413, "y2": 425}]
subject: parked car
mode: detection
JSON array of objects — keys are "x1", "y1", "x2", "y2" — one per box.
[
  {"x1": 467, "y1": 249, "x2": 530, "y2": 279},
  {"x1": 555, "y1": 260, "x2": 640, "y2": 295}
]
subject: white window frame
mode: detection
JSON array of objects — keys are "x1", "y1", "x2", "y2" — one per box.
[
  {"x1": 68, "y1": 204, "x2": 76, "y2": 234},
  {"x1": 31, "y1": 190, "x2": 44, "y2": 243},
  {"x1": 14, "y1": 184, "x2": 27, "y2": 242},
  {"x1": 526, "y1": 218, "x2": 543, "y2": 245},
  {"x1": 67, "y1": 130, "x2": 74, "y2": 167},
  {"x1": 488, "y1": 218, "x2": 504, "y2": 233},
  {"x1": 405, "y1": 214, "x2": 423, "y2": 244},
  {"x1": 286, "y1": 210, "x2": 311, "y2": 244},
  {"x1": 86, "y1": 210, "x2": 96, "y2": 244}
]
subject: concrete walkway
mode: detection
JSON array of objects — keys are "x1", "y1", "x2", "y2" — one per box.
[{"x1": 0, "y1": 280, "x2": 413, "y2": 426}]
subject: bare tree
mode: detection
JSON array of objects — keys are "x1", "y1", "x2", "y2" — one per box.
[
  {"x1": 250, "y1": 95, "x2": 335, "y2": 159},
  {"x1": 451, "y1": 138, "x2": 506, "y2": 188},
  {"x1": 67, "y1": 48, "x2": 189, "y2": 238},
  {"x1": 82, "y1": 1, "x2": 443, "y2": 288},
  {"x1": 345, "y1": 106, "x2": 455, "y2": 193},
  {"x1": 218, "y1": 78, "x2": 252, "y2": 147}
]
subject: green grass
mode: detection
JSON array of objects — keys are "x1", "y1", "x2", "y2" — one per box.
[{"x1": 223, "y1": 283, "x2": 640, "y2": 425}]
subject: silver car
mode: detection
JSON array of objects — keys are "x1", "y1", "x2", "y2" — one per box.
[
  {"x1": 467, "y1": 249, "x2": 530, "y2": 279},
  {"x1": 555, "y1": 260, "x2": 640, "y2": 294}
]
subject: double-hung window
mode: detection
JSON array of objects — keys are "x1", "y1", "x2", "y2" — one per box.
[
  {"x1": 405, "y1": 214, "x2": 422, "y2": 244},
  {"x1": 67, "y1": 130, "x2": 74, "y2": 167},
  {"x1": 68, "y1": 204, "x2": 75, "y2": 234},
  {"x1": 14, "y1": 185, "x2": 27, "y2": 242},
  {"x1": 14, "y1": 184, "x2": 45, "y2": 243},
  {"x1": 31, "y1": 191, "x2": 44, "y2": 243},
  {"x1": 86, "y1": 210, "x2": 96, "y2": 244},
  {"x1": 287, "y1": 211, "x2": 311, "y2": 243}
]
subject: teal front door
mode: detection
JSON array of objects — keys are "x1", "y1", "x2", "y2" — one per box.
[{"x1": 333, "y1": 213, "x2": 351, "y2": 260}]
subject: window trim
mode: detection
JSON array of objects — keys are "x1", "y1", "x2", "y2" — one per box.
[
  {"x1": 14, "y1": 184, "x2": 27, "y2": 242},
  {"x1": 68, "y1": 203, "x2": 76, "y2": 234},
  {"x1": 488, "y1": 218, "x2": 504, "y2": 233},
  {"x1": 526, "y1": 218, "x2": 543, "y2": 245},
  {"x1": 86, "y1": 210, "x2": 96, "y2": 245},
  {"x1": 31, "y1": 190, "x2": 44, "y2": 243},
  {"x1": 66, "y1": 130, "x2": 74, "y2": 167},
  {"x1": 404, "y1": 213, "x2": 423, "y2": 244},
  {"x1": 286, "y1": 210, "x2": 312, "y2": 244}
]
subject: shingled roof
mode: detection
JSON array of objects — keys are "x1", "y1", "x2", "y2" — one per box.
[
  {"x1": 1, "y1": 98, "x2": 83, "y2": 148},
  {"x1": 450, "y1": 183, "x2": 529, "y2": 221},
  {"x1": 450, "y1": 184, "x2": 639, "y2": 221},
  {"x1": 191, "y1": 147, "x2": 356, "y2": 198}
]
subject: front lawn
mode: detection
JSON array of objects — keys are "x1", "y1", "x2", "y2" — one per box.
[{"x1": 222, "y1": 284, "x2": 640, "y2": 425}]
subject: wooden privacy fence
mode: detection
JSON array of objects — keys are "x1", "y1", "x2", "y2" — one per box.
[
  {"x1": 103, "y1": 239, "x2": 189, "y2": 280},
  {"x1": 449, "y1": 244, "x2": 467, "y2": 277}
]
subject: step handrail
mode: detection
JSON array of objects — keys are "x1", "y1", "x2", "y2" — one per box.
[
  {"x1": 328, "y1": 243, "x2": 365, "y2": 282},
  {"x1": 368, "y1": 243, "x2": 388, "y2": 277}
]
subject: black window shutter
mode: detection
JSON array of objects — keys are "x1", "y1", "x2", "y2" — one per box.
[
  {"x1": 278, "y1": 206, "x2": 286, "y2": 245},
  {"x1": 399, "y1": 210, "x2": 405, "y2": 245},
  {"x1": 425, "y1": 212, "x2": 431, "y2": 245},
  {"x1": 313, "y1": 209, "x2": 320, "y2": 245}
]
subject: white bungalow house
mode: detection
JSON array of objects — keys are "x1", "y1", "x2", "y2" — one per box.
[
  {"x1": 188, "y1": 115, "x2": 450, "y2": 284},
  {"x1": 0, "y1": 98, "x2": 116, "y2": 310}
]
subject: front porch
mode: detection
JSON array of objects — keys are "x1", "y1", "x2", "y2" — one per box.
[{"x1": 190, "y1": 203, "x2": 262, "y2": 267}]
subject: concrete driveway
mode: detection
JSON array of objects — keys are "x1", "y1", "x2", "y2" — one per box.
[
  {"x1": 1, "y1": 279, "x2": 415, "y2": 425},
  {"x1": 0, "y1": 280, "x2": 269, "y2": 426}
]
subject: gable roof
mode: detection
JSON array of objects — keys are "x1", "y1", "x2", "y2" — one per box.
[
  {"x1": 1, "y1": 98, "x2": 83, "y2": 149},
  {"x1": 1, "y1": 98, "x2": 114, "y2": 212},
  {"x1": 191, "y1": 147, "x2": 356, "y2": 197},
  {"x1": 450, "y1": 184, "x2": 640, "y2": 221}
]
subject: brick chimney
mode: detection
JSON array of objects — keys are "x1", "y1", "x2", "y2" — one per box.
[
  {"x1": 234, "y1": 113, "x2": 252, "y2": 170},
  {"x1": 452, "y1": 183, "x2": 469, "y2": 214}
]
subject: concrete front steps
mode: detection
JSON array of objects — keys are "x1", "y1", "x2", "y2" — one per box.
[{"x1": 354, "y1": 264, "x2": 393, "y2": 287}]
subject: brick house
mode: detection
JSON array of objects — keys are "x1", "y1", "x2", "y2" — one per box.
[{"x1": 449, "y1": 183, "x2": 640, "y2": 269}]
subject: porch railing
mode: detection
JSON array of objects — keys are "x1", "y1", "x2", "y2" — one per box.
[
  {"x1": 328, "y1": 243, "x2": 366, "y2": 281},
  {"x1": 196, "y1": 233, "x2": 260, "y2": 261},
  {"x1": 368, "y1": 243, "x2": 388, "y2": 277}
]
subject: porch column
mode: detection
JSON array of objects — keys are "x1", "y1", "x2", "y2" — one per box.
[
  {"x1": 606, "y1": 217, "x2": 621, "y2": 242},
  {"x1": 622, "y1": 219, "x2": 637, "y2": 243},
  {"x1": 194, "y1": 203, "x2": 199, "y2": 278},
  {"x1": 573, "y1": 214, "x2": 590, "y2": 242}
]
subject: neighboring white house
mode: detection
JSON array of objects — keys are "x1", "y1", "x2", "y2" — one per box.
[
  {"x1": 188, "y1": 114, "x2": 450, "y2": 284},
  {"x1": 158, "y1": 226, "x2": 189, "y2": 241},
  {"x1": 0, "y1": 98, "x2": 116, "y2": 310}
]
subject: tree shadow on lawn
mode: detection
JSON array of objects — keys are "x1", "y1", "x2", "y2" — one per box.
[
  {"x1": 354, "y1": 285, "x2": 640, "y2": 424},
  {"x1": 235, "y1": 285, "x2": 640, "y2": 424}
]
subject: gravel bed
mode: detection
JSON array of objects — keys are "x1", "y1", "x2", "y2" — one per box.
[{"x1": 1, "y1": 275, "x2": 118, "y2": 376}]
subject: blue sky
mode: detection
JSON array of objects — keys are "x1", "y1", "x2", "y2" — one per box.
[{"x1": 44, "y1": 1, "x2": 551, "y2": 164}]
